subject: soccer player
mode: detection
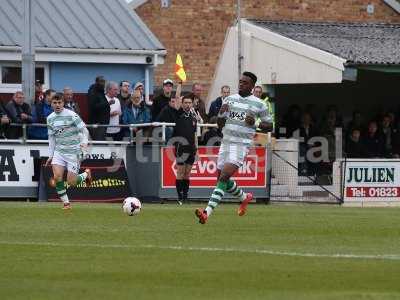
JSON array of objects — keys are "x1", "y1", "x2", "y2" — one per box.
[
  {"x1": 195, "y1": 72, "x2": 272, "y2": 224},
  {"x1": 173, "y1": 93, "x2": 198, "y2": 205},
  {"x1": 45, "y1": 93, "x2": 92, "y2": 209}
]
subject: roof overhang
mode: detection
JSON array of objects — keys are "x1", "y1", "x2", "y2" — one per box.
[
  {"x1": 208, "y1": 19, "x2": 346, "y2": 102},
  {"x1": 0, "y1": 46, "x2": 166, "y2": 65},
  {"x1": 383, "y1": 0, "x2": 400, "y2": 13}
]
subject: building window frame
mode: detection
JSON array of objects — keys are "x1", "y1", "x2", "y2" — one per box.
[{"x1": 0, "y1": 61, "x2": 50, "y2": 93}]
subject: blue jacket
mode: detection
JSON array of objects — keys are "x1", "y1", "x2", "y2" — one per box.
[
  {"x1": 122, "y1": 103, "x2": 151, "y2": 125},
  {"x1": 28, "y1": 101, "x2": 53, "y2": 139},
  {"x1": 208, "y1": 97, "x2": 223, "y2": 118}
]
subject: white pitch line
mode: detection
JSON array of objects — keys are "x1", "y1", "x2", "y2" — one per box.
[{"x1": 1, "y1": 241, "x2": 400, "y2": 261}]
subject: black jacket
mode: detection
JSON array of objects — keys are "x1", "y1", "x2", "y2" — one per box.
[
  {"x1": 156, "y1": 104, "x2": 179, "y2": 123},
  {"x1": 5, "y1": 100, "x2": 33, "y2": 124},
  {"x1": 152, "y1": 93, "x2": 171, "y2": 121},
  {"x1": 88, "y1": 84, "x2": 110, "y2": 124}
]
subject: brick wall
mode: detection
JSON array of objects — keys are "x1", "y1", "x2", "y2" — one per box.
[{"x1": 135, "y1": 0, "x2": 400, "y2": 98}]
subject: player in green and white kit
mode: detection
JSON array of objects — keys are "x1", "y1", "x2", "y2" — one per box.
[
  {"x1": 195, "y1": 72, "x2": 272, "y2": 224},
  {"x1": 45, "y1": 93, "x2": 92, "y2": 209}
]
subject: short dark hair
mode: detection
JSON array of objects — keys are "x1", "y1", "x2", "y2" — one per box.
[
  {"x1": 44, "y1": 89, "x2": 56, "y2": 97},
  {"x1": 95, "y1": 76, "x2": 105, "y2": 83},
  {"x1": 243, "y1": 71, "x2": 257, "y2": 84},
  {"x1": 51, "y1": 93, "x2": 64, "y2": 102},
  {"x1": 182, "y1": 93, "x2": 194, "y2": 102},
  {"x1": 120, "y1": 80, "x2": 130, "y2": 87}
]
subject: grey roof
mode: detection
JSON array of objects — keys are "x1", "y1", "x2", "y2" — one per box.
[
  {"x1": 248, "y1": 20, "x2": 400, "y2": 65},
  {"x1": 0, "y1": 0, "x2": 164, "y2": 51}
]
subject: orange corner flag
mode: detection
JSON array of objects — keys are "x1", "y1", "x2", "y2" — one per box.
[{"x1": 175, "y1": 54, "x2": 187, "y2": 82}]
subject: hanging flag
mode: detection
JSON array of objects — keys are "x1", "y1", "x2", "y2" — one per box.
[{"x1": 175, "y1": 54, "x2": 187, "y2": 82}]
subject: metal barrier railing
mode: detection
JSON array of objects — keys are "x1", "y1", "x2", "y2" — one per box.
[{"x1": 0, "y1": 122, "x2": 218, "y2": 145}]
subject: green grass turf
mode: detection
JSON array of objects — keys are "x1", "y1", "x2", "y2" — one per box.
[{"x1": 0, "y1": 202, "x2": 400, "y2": 300}]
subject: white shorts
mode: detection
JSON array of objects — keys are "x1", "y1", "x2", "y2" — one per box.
[
  {"x1": 51, "y1": 151, "x2": 81, "y2": 174},
  {"x1": 217, "y1": 143, "x2": 249, "y2": 170}
]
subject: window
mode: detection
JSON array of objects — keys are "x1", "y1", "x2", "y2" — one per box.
[
  {"x1": 0, "y1": 62, "x2": 49, "y2": 93},
  {"x1": 1, "y1": 66, "x2": 44, "y2": 84}
]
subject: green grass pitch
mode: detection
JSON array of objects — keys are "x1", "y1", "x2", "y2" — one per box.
[{"x1": 0, "y1": 202, "x2": 400, "y2": 300}]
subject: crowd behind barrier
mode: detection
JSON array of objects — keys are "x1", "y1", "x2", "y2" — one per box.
[{"x1": 1, "y1": 77, "x2": 397, "y2": 179}]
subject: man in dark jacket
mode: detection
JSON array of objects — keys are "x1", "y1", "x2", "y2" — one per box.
[
  {"x1": 156, "y1": 92, "x2": 179, "y2": 142},
  {"x1": 152, "y1": 79, "x2": 173, "y2": 121},
  {"x1": 5, "y1": 91, "x2": 33, "y2": 139},
  {"x1": 88, "y1": 76, "x2": 110, "y2": 140},
  {"x1": 28, "y1": 89, "x2": 55, "y2": 139},
  {"x1": 0, "y1": 102, "x2": 10, "y2": 138},
  {"x1": 208, "y1": 85, "x2": 230, "y2": 119},
  {"x1": 192, "y1": 83, "x2": 207, "y2": 123},
  {"x1": 117, "y1": 80, "x2": 131, "y2": 109},
  {"x1": 362, "y1": 121, "x2": 385, "y2": 158}
]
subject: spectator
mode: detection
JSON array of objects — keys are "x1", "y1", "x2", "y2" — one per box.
[
  {"x1": 157, "y1": 92, "x2": 180, "y2": 141},
  {"x1": 202, "y1": 116, "x2": 222, "y2": 146},
  {"x1": 117, "y1": 80, "x2": 131, "y2": 108},
  {"x1": 5, "y1": 91, "x2": 33, "y2": 139},
  {"x1": 253, "y1": 85, "x2": 263, "y2": 99},
  {"x1": 379, "y1": 114, "x2": 394, "y2": 157},
  {"x1": 88, "y1": 76, "x2": 109, "y2": 140},
  {"x1": 105, "y1": 81, "x2": 122, "y2": 141},
  {"x1": 346, "y1": 110, "x2": 364, "y2": 137},
  {"x1": 152, "y1": 79, "x2": 173, "y2": 121},
  {"x1": 133, "y1": 82, "x2": 149, "y2": 106},
  {"x1": 35, "y1": 80, "x2": 44, "y2": 104},
  {"x1": 298, "y1": 112, "x2": 318, "y2": 175},
  {"x1": 346, "y1": 128, "x2": 364, "y2": 158},
  {"x1": 122, "y1": 90, "x2": 151, "y2": 137},
  {"x1": 63, "y1": 87, "x2": 80, "y2": 115},
  {"x1": 362, "y1": 121, "x2": 384, "y2": 158},
  {"x1": 0, "y1": 102, "x2": 10, "y2": 139},
  {"x1": 192, "y1": 83, "x2": 207, "y2": 122},
  {"x1": 325, "y1": 105, "x2": 343, "y2": 128},
  {"x1": 208, "y1": 85, "x2": 230, "y2": 119},
  {"x1": 29, "y1": 89, "x2": 55, "y2": 139},
  {"x1": 282, "y1": 105, "x2": 302, "y2": 138}
]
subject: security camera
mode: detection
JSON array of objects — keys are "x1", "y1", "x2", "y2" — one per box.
[{"x1": 146, "y1": 56, "x2": 153, "y2": 64}]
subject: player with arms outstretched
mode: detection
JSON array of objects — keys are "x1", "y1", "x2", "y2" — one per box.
[
  {"x1": 45, "y1": 93, "x2": 92, "y2": 209},
  {"x1": 195, "y1": 72, "x2": 272, "y2": 224}
]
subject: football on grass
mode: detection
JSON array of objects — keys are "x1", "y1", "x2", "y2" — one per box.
[{"x1": 122, "y1": 197, "x2": 142, "y2": 216}]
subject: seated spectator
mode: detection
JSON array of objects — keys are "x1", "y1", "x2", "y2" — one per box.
[
  {"x1": 192, "y1": 83, "x2": 207, "y2": 123},
  {"x1": 202, "y1": 116, "x2": 222, "y2": 146},
  {"x1": 152, "y1": 79, "x2": 173, "y2": 121},
  {"x1": 105, "y1": 81, "x2": 123, "y2": 141},
  {"x1": 63, "y1": 87, "x2": 80, "y2": 115},
  {"x1": 28, "y1": 89, "x2": 55, "y2": 139},
  {"x1": 346, "y1": 128, "x2": 364, "y2": 158},
  {"x1": 362, "y1": 121, "x2": 384, "y2": 158},
  {"x1": 208, "y1": 85, "x2": 230, "y2": 119},
  {"x1": 117, "y1": 80, "x2": 131, "y2": 108},
  {"x1": 0, "y1": 102, "x2": 10, "y2": 139},
  {"x1": 5, "y1": 91, "x2": 33, "y2": 139},
  {"x1": 88, "y1": 76, "x2": 109, "y2": 140},
  {"x1": 122, "y1": 90, "x2": 151, "y2": 137}
]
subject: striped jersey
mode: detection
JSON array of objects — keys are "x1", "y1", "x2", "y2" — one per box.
[
  {"x1": 47, "y1": 109, "x2": 86, "y2": 156},
  {"x1": 222, "y1": 94, "x2": 271, "y2": 146}
]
